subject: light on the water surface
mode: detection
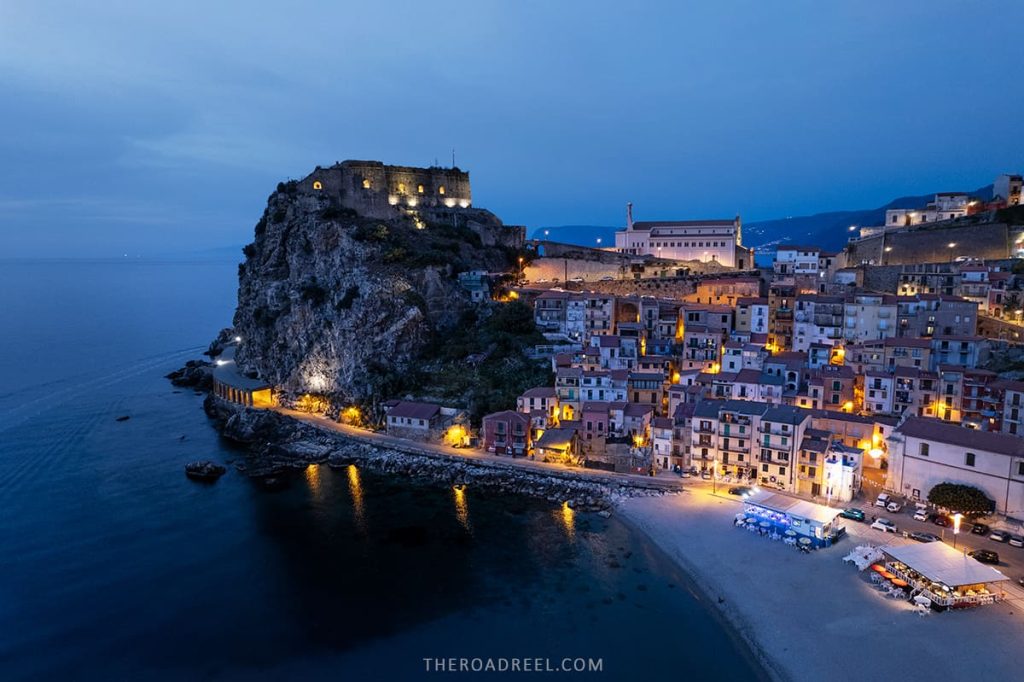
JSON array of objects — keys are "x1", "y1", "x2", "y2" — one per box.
[
  {"x1": 304, "y1": 464, "x2": 321, "y2": 497},
  {"x1": 560, "y1": 501, "x2": 575, "y2": 541},
  {"x1": 347, "y1": 464, "x2": 366, "y2": 530},
  {"x1": 453, "y1": 485, "x2": 470, "y2": 532}
]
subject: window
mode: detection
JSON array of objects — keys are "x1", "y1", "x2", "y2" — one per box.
[
  {"x1": 312, "y1": 180, "x2": 322, "y2": 190},
  {"x1": 362, "y1": 178, "x2": 371, "y2": 189},
  {"x1": 965, "y1": 452, "x2": 975, "y2": 467},
  {"x1": 417, "y1": 184, "x2": 424, "y2": 194},
  {"x1": 762, "y1": 464, "x2": 769, "y2": 472},
  {"x1": 919, "y1": 443, "x2": 929, "y2": 457},
  {"x1": 439, "y1": 185, "x2": 446, "y2": 195},
  {"x1": 1018, "y1": 461, "x2": 1024, "y2": 477},
  {"x1": 398, "y1": 182, "x2": 406, "y2": 194}
]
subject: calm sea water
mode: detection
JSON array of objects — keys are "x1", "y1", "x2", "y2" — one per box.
[{"x1": 0, "y1": 259, "x2": 762, "y2": 681}]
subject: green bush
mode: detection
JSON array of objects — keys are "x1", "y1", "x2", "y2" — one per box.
[{"x1": 927, "y1": 483, "x2": 995, "y2": 516}]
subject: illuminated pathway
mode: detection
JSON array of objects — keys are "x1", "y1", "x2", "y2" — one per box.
[{"x1": 274, "y1": 407, "x2": 684, "y2": 493}]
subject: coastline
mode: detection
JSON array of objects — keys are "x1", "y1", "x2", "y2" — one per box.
[
  {"x1": 618, "y1": 490, "x2": 1024, "y2": 682},
  {"x1": 617, "y1": 493, "x2": 786, "y2": 682}
]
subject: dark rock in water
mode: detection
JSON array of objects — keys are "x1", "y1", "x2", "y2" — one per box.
[
  {"x1": 115, "y1": 415, "x2": 131, "y2": 422},
  {"x1": 260, "y1": 476, "x2": 287, "y2": 492},
  {"x1": 166, "y1": 360, "x2": 214, "y2": 390},
  {"x1": 185, "y1": 461, "x2": 227, "y2": 482}
]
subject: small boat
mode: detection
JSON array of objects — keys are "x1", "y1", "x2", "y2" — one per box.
[
  {"x1": 185, "y1": 461, "x2": 227, "y2": 481},
  {"x1": 115, "y1": 415, "x2": 131, "y2": 422}
]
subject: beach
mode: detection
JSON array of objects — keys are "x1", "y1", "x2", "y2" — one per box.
[{"x1": 620, "y1": 488, "x2": 1024, "y2": 682}]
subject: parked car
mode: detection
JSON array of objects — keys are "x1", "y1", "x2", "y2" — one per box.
[
  {"x1": 913, "y1": 509, "x2": 930, "y2": 522},
  {"x1": 874, "y1": 493, "x2": 891, "y2": 508},
  {"x1": 728, "y1": 486, "x2": 752, "y2": 496},
  {"x1": 700, "y1": 470, "x2": 712, "y2": 480},
  {"x1": 886, "y1": 501, "x2": 903, "y2": 513},
  {"x1": 871, "y1": 518, "x2": 898, "y2": 533},
  {"x1": 968, "y1": 549, "x2": 1000, "y2": 565},
  {"x1": 599, "y1": 276, "x2": 614, "y2": 281},
  {"x1": 932, "y1": 515, "x2": 950, "y2": 528},
  {"x1": 909, "y1": 531, "x2": 941, "y2": 543},
  {"x1": 990, "y1": 530, "x2": 1010, "y2": 543},
  {"x1": 840, "y1": 508, "x2": 865, "y2": 522},
  {"x1": 972, "y1": 523, "x2": 990, "y2": 535},
  {"x1": 1009, "y1": 535, "x2": 1024, "y2": 548}
]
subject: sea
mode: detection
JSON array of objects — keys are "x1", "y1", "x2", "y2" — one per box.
[{"x1": 0, "y1": 259, "x2": 764, "y2": 681}]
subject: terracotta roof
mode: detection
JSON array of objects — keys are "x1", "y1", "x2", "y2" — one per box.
[{"x1": 520, "y1": 386, "x2": 557, "y2": 399}]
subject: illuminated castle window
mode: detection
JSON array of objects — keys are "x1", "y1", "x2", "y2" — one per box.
[
  {"x1": 312, "y1": 181, "x2": 322, "y2": 190},
  {"x1": 438, "y1": 185, "x2": 446, "y2": 195},
  {"x1": 362, "y1": 178, "x2": 371, "y2": 189},
  {"x1": 398, "y1": 182, "x2": 406, "y2": 194},
  {"x1": 417, "y1": 184, "x2": 424, "y2": 194}
]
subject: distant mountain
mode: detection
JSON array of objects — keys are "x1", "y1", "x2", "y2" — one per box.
[
  {"x1": 744, "y1": 185, "x2": 994, "y2": 252},
  {"x1": 532, "y1": 185, "x2": 995, "y2": 254},
  {"x1": 530, "y1": 225, "x2": 618, "y2": 247}
]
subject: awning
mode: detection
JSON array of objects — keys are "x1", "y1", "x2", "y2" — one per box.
[{"x1": 884, "y1": 542, "x2": 1009, "y2": 587}]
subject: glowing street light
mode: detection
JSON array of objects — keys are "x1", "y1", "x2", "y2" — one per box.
[
  {"x1": 848, "y1": 225, "x2": 857, "y2": 232},
  {"x1": 234, "y1": 336, "x2": 242, "y2": 343},
  {"x1": 596, "y1": 237, "x2": 602, "y2": 247},
  {"x1": 952, "y1": 512, "x2": 963, "y2": 548}
]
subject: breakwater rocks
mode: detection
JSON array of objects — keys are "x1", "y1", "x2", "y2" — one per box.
[
  {"x1": 166, "y1": 360, "x2": 213, "y2": 390},
  {"x1": 205, "y1": 401, "x2": 672, "y2": 512}
]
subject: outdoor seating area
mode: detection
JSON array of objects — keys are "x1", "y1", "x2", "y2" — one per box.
[
  {"x1": 734, "y1": 513, "x2": 818, "y2": 552},
  {"x1": 882, "y1": 542, "x2": 1009, "y2": 610},
  {"x1": 737, "y1": 490, "x2": 846, "y2": 548},
  {"x1": 847, "y1": 542, "x2": 1010, "y2": 611}
]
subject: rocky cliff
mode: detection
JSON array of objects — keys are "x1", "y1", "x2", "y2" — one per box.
[{"x1": 232, "y1": 166, "x2": 524, "y2": 407}]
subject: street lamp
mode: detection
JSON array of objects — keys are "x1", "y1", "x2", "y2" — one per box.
[
  {"x1": 947, "y1": 242, "x2": 956, "y2": 262},
  {"x1": 518, "y1": 256, "x2": 524, "y2": 284},
  {"x1": 952, "y1": 513, "x2": 962, "y2": 548},
  {"x1": 596, "y1": 237, "x2": 602, "y2": 247},
  {"x1": 712, "y1": 457, "x2": 718, "y2": 495}
]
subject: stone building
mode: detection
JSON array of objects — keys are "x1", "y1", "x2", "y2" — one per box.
[{"x1": 614, "y1": 204, "x2": 753, "y2": 269}]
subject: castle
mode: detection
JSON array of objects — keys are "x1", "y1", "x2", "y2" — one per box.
[{"x1": 300, "y1": 160, "x2": 472, "y2": 220}]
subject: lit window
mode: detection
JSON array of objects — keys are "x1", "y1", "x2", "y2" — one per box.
[
  {"x1": 439, "y1": 185, "x2": 446, "y2": 195},
  {"x1": 362, "y1": 178, "x2": 371, "y2": 189},
  {"x1": 398, "y1": 183, "x2": 406, "y2": 194},
  {"x1": 312, "y1": 180, "x2": 322, "y2": 190},
  {"x1": 417, "y1": 184, "x2": 424, "y2": 194}
]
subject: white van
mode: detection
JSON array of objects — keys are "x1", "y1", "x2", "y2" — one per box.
[{"x1": 874, "y1": 493, "x2": 890, "y2": 508}]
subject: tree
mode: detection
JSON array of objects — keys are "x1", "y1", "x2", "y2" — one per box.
[{"x1": 927, "y1": 483, "x2": 995, "y2": 516}]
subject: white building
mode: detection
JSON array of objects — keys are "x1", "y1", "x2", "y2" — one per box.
[
  {"x1": 994, "y1": 173, "x2": 1022, "y2": 206},
  {"x1": 773, "y1": 246, "x2": 821, "y2": 278},
  {"x1": 888, "y1": 417, "x2": 1024, "y2": 515},
  {"x1": 614, "y1": 204, "x2": 752, "y2": 269},
  {"x1": 884, "y1": 192, "x2": 970, "y2": 228}
]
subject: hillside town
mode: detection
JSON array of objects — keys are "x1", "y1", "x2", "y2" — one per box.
[{"x1": 207, "y1": 165, "x2": 1024, "y2": 606}]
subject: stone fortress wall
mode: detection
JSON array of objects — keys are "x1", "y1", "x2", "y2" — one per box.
[
  {"x1": 845, "y1": 221, "x2": 1020, "y2": 266},
  {"x1": 299, "y1": 160, "x2": 472, "y2": 220}
]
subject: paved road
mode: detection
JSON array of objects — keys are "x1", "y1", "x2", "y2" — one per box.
[{"x1": 277, "y1": 408, "x2": 684, "y2": 492}]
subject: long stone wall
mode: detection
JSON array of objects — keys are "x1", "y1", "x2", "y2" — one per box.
[{"x1": 845, "y1": 221, "x2": 1017, "y2": 266}]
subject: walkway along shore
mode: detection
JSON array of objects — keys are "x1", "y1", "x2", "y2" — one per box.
[{"x1": 205, "y1": 397, "x2": 680, "y2": 509}]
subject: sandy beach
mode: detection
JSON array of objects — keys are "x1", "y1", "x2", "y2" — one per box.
[{"x1": 621, "y1": 489, "x2": 1024, "y2": 682}]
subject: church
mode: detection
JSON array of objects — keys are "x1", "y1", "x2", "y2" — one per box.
[{"x1": 614, "y1": 204, "x2": 753, "y2": 269}]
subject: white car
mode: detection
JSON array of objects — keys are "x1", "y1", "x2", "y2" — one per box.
[
  {"x1": 1009, "y1": 534, "x2": 1024, "y2": 548},
  {"x1": 913, "y1": 509, "x2": 930, "y2": 522},
  {"x1": 874, "y1": 493, "x2": 890, "y2": 508},
  {"x1": 871, "y1": 518, "x2": 898, "y2": 533},
  {"x1": 886, "y1": 501, "x2": 903, "y2": 513}
]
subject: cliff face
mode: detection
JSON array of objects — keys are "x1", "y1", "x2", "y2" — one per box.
[{"x1": 232, "y1": 168, "x2": 522, "y2": 404}]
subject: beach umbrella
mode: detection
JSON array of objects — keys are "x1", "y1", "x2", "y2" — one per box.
[
  {"x1": 798, "y1": 537, "x2": 812, "y2": 545},
  {"x1": 880, "y1": 571, "x2": 896, "y2": 580},
  {"x1": 759, "y1": 521, "x2": 770, "y2": 528},
  {"x1": 891, "y1": 579, "x2": 909, "y2": 588},
  {"x1": 870, "y1": 564, "x2": 886, "y2": 573},
  {"x1": 784, "y1": 530, "x2": 797, "y2": 537},
  {"x1": 746, "y1": 517, "x2": 758, "y2": 524}
]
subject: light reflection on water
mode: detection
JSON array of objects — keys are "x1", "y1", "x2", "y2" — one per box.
[
  {"x1": 453, "y1": 486, "x2": 471, "y2": 533},
  {"x1": 347, "y1": 464, "x2": 366, "y2": 532},
  {"x1": 559, "y1": 501, "x2": 575, "y2": 542},
  {"x1": 304, "y1": 464, "x2": 321, "y2": 499}
]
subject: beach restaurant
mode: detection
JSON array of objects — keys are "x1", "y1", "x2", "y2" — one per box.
[
  {"x1": 881, "y1": 542, "x2": 1009, "y2": 610},
  {"x1": 741, "y1": 490, "x2": 846, "y2": 548}
]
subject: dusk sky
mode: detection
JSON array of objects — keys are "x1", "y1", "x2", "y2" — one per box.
[{"x1": 3, "y1": 1, "x2": 1024, "y2": 257}]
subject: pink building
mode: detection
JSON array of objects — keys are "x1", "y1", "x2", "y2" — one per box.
[{"x1": 482, "y1": 410, "x2": 532, "y2": 457}]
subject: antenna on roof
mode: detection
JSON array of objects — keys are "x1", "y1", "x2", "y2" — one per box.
[{"x1": 452, "y1": 148, "x2": 456, "y2": 168}]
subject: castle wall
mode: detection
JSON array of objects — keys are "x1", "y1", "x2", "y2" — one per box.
[
  {"x1": 845, "y1": 222, "x2": 1015, "y2": 266},
  {"x1": 299, "y1": 160, "x2": 472, "y2": 220}
]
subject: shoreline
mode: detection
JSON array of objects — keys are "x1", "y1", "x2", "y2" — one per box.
[
  {"x1": 616, "y1": 503, "x2": 779, "y2": 682},
  {"x1": 618, "y1": 490, "x2": 1024, "y2": 682}
]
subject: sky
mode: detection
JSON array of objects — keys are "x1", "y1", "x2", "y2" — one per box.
[{"x1": 2, "y1": 1, "x2": 1023, "y2": 258}]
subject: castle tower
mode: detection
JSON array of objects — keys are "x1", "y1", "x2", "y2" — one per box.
[{"x1": 627, "y1": 202, "x2": 634, "y2": 230}]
